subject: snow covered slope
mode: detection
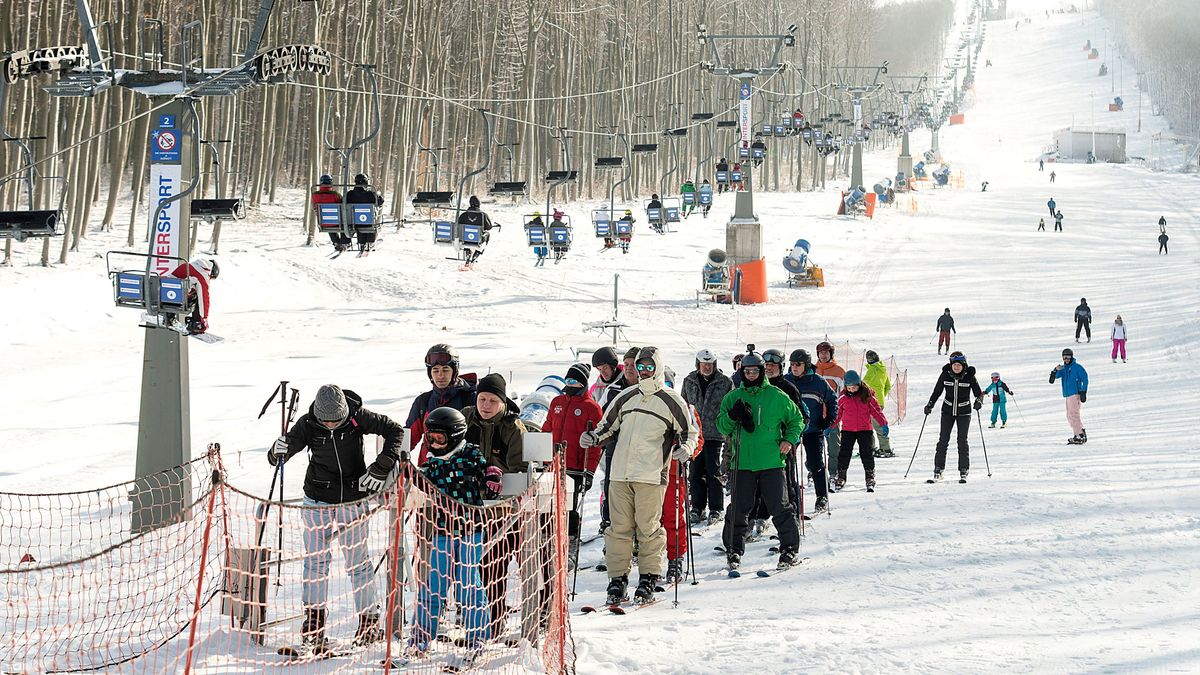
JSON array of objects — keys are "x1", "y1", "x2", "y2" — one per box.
[{"x1": 1, "y1": 8, "x2": 1198, "y2": 674}]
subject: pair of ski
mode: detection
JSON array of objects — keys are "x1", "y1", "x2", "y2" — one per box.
[{"x1": 580, "y1": 599, "x2": 658, "y2": 615}]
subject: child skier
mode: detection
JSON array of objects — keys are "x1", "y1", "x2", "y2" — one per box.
[
  {"x1": 983, "y1": 372, "x2": 1014, "y2": 428},
  {"x1": 1110, "y1": 316, "x2": 1127, "y2": 362},
  {"x1": 408, "y1": 407, "x2": 502, "y2": 664},
  {"x1": 833, "y1": 371, "x2": 888, "y2": 492},
  {"x1": 544, "y1": 363, "x2": 604, "y2": 569}
]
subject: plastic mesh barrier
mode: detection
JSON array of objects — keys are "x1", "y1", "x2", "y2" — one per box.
[{"x1": 0, "y1": 450, "x2": 574, "y2": 674}]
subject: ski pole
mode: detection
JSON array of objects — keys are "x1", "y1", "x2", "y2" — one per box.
[
  {"x1": 975, "y1": 409, "x2": 992, "y2": 477},
  {"x1": 726, "y1": 428, "x2": 742, "y2": 556},
  {"x1": 673, "y1": 460, "x2": 681, "y2": 608},
  {"x1": 1009, "y1": 393, "x2": 1028, "y2": 424},
  {"x1": 679, "y1": 460, "x2": 698, "y2": 586},
  {"x1": 903, "y1": 413, "x2": 930, "y2": 478}
]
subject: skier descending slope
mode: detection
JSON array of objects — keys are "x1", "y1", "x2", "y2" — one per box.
[
  {"x1": 717, "y1": 352, "x2": 806, "y2": 574},
  {"x1": 983, "y1": 372, "x2": 1014, "y2": 428},
  {"x1": 923, "y1": 352, "x2": 983, "y2": 483},
  {"x1": 834, "y1": 370, "x2": 888, "y2": 492},
  {"x1": 1050, "y1": 348, "x2": 1090, "y2": 444}
]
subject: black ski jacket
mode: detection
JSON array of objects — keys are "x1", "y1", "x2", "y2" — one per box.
[
  {"x1": 275, "y1": 389, "x2": 405, "y2": 504},
  {"x1": 346, "y1": 186, "x2": 384, "y2": 207},
  {"x1": 784, "y1": 370, "x2": 837, "y2": 434},
  {"x1": 927, "y1": 364, "x2": 982, "y2": 417},
  {"x1": 1074, "y1": 303, "x2": 1092, "y2": 324},
  {"x1": 936, "y1": 314, "x2": 956, "y2": 332}
]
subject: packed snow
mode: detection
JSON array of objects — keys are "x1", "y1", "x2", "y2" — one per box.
[{"x1": 2, "y1": 8, "x2": 1199, "y2": 674}]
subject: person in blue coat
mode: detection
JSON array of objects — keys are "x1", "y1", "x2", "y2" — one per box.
[
  {"x1": 1049, "y1": 348, "x2": 1089, "y2": 444},
  {"x1": 983, "y1": 372, "x2": 1014, "y2": 428},
  {"x1": 784, "y1": 349, "x2": 836, "y2": 514},
  {"x1": 1047, "y1": 197, "x2": 1057, "y2": 218}
]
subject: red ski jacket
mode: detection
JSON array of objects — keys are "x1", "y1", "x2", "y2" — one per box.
[
  {"x1": 544, "y1": 392, "x2": 604, "y2": 474},
  {"x1": 168, "y1": 262, "x2": 211, "y2": 319}
]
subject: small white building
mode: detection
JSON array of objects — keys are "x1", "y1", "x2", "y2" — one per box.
[{"x1": 1053, "y1": 126, "x2": 1127, "y2": 163}]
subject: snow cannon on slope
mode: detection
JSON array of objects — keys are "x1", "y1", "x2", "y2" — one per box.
[
  {"x1": 517, "y1": 376, "x2": 566, "y2": 432},
  {"x1": 782, "y1": 239, "x2": 824, "y2": 288},
  {"x1": 873, "y1": 179, "x2": 894, "y2": 204},
  {"x1": 838, "y1": 185, "x2": 876, "y2": 217},
  {"x1": 913, "y1": 161, "x2": 928, "y2": 179},
  {"x1": 697, "y1": 248, "x2": 732, "y2": 305},
  {"x1": 933, "y1": 165, "x2": 951, "y2": 186}
]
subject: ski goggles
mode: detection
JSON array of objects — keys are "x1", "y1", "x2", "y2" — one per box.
[
  {"x1": 949, "y1": 355, "x2": 967, "y2": 363},
  {"x1": 564, "y1": 377, "x2": 584, "y2": 387},
  {"x1": 425, "y1": 351, "x2": 455, "y2": 368},
  {"x1": 424, "y1": 430, "x2": 450, "y2": 447},
  {"x1": 635, "y1": 362, "x2": 656, "y2": 373},
  {"x1": 763, "y1": 352, "x2": 785, "y2": 365}
]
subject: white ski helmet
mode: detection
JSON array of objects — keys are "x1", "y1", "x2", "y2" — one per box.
[
  {"x1": 695, "y1": 349, "x2": 717, "y2": 367},
  {"x1": 191, "y1": 257, "x2": 219, "y2": 280}
]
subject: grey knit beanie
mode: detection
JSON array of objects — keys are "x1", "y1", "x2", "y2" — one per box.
[{"x1": 313, "y1": 385, "x2": 349, "y2": 423}]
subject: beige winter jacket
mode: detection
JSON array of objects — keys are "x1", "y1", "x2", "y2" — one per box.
[{"x1": 592, "y1": 348, "x2": 699, "y2": 485}]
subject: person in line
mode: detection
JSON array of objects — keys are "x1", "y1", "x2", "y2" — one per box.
[
  {"x1": 833, "y1": 371, "x2": 888, "y2": 492},
  {"x1": 681, "y1": 349, "x2": 734, "y2": 525},
  {"x1": 862, "y1": 350, "x2": 893, "y2": 458}
]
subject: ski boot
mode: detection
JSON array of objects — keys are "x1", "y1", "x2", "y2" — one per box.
[
  {"x1": 597, "y1": 519, "x2": 609, "y2": 537},
  {"x1": 634, "y1": 574, "x2": 659, "y2": 604},
  {"x1": 567, "y1": 537, "x2": 580, "y2": 572},
  {"x1": 752, "y1": 519, "x2": 768, "y2": 539},
  {"x1": 1078, "y1": 429, "x2": 1087, "y2": 443},
  {"x1": 664, "y1": 558, "x2": 684, "y2": 585},
  {"x1": 1001, "y1": 422, "x2": 1007, "y2": 428},
  {"x1": 832, "y1": 470, "x2": 847, "y2": 492},
  {"x1": 813, "y1": 496, "x2": 829, "y2": 514},
  {"x1": 726, "y1": 552, "x2": 741, "y2": 572},
  {"x1": 959, "y1": 471, "x2": 968, "y2": 484},
  {"x1": 928, "y1": 470, "x2": 944, "y2": 483},
  {"x1": 604, "y1": 575, "x2": 629, "y2": 606},
  {"x1": 777, "y1": 548, "x2": 799, "y2": 570},
  {"x1": 300, "y1": 607, "x2": 329, "y2": 654},
  {"x1": 689, "y1": 509, "x2": 706, "y2": 525},
  {"x1": 988, "y1": 422, "x2": 996, "y2": 428},
  {"x1": 865, "y1": 471, "x2": 876, "y2": 493},
  {"x1": 1112, "y1": 358, "x2": 1117, "y2": 363},
  {"x1": 707, "y1": 509, "x2": 723, "y2": 526},
  {"x1": 353, "y1": 611, "x2": 383, "y2": 646}
]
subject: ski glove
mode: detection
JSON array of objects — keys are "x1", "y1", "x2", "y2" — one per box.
[
  {"x1": 973, "y1": 398, "x2": 983, "y2": 411},
  {"x1": 671, "y1": 444, "x2": 691, "y2": 462},
  {"x1": 579, "y1": 431, "x2": 600, "y2": 449},
  {"x1": 730, "y1": 399, "x2": 756, "y2": 433},
  {"x1": 357, "y1": 462, "x2": 391, "y2": 494},
  {"x1": 268, "y1": 436, "x2": 290, "y2": 466},
  {"x1": 582, "y1": 471, "x2": 594, "y2": 492},
  {"x1": 923, "y1": 403, "x2": 934, "y2": 416},
  {"x1": 1078, "y1": 391, "x2": 1087, "y2": 404},
  {"x1": 881, "y1": 424, "x2": 890, "y2": 437},
  {"x1": 485, "y1": 466, "x2": 504, "y2": 498}
]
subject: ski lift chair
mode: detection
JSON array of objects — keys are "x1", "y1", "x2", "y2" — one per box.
[
  {"x1": 662, "y1": 197, "x2": 682, "y2": 225},
  {"x1": 548, "y1": 215, "x2": 573, "y2": 263},
  {"x1": 412, "y1": 191, "x2": 455, "y2": 209},
  {"x1": 644, "y1": 200, "x2": 667, "y2": 234},
  {"x1": 524, "y1": 214, "x2": 550, "y2": 264},
  {"x1": 0, "y1": 176, "x2": 66, "y2": 242},
  {"x1": 189, "y1": 198, "x2": 245, "y2": 222},
  {"x1": 488, "y1": 181, "x2": 528, "y2": 197},
  {"x1": 432, "y1": 219, "x2": 456, "y2": 245}
]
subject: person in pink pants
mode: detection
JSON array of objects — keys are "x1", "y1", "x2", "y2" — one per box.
[{"x1": 1110, "y1": 316, "x2": 1127, "y2": 363}]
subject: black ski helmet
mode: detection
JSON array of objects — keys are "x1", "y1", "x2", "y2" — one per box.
[
  {"x1": 865, "y1": 350, "x2": 880, "y2": 364},
  {"x1": 740, "y1": 352, "x2": 765, "y2": 385},
  {"x1": 354, "y1": 173, "x2": 369, "y2": 186},
  {"x1": 591, "y1": 346, "x2": 619, "y2": 368},
  {"x1": 790, "y1": 349, "x2": 812, "y2": 368},
  {"x1": 319, "y1": 174, "x2": 333, "y2": 186},
  {"x1": 948, "y1": 351, "x2": 967, "y2": 366},
  {"x1": 1062, "y1": 348, "x2": 1074, "y2": 359},
  {"x1": 762, "y1": 348, "x2": 786, "y2": 369},
  {"x1": 469, "y1": 195, "x2": 481, "y2": 208},
  {"x1": 425, "y1": 344, "x2": 460, "y2": 379},
  {"x1": 423, "y1": 407, "x2": 468, "y2": 455}
]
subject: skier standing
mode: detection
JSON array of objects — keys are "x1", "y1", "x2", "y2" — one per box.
[
  {"x1": 1158, "y1": 232, "x2": 1169, "y2": 254},
  {"x1": 545, "y1": 363, "x2": 603, "y2": 569},
  {"x1": 862, "y1": 350, "x2": 893, "y2": 457},
  {"x1": 1158, "y1": 215, "x2": 1167, "y2": 233},
  {"x1": 1050, "y1": 348, "x2": 1089, "y2": 444},
  {"x1": 587, "y1": 347, "x2": 623, "y2": 406},
  {"x1": 582, "y1": 347, "x2": 697, "y2": 605},
  {"x1": 269, "y1": 384, "x2": 405, "y2": 654},
  {"x1": 717, "y1": 352, "x2": 806, "y2": 571},
  {"x1": 983, "y1": 372, "x2": 1014, "y2": 428},
  {"x1": 681, "y1": 349, "x2": 734, "y2": 525},
  {"x1": 1074, "y1": 298, "x2": 1092, "y2": 343},
  {"x1": 407, "y1": 344, "x2": 477, "y2": 462},
  {"x1": 407, "y1": 408, "x2": 501, "y2": 663},
  {"x1": 784, "y1": 349, "x2": 835, "y2": 514},
  {"x1": 936, "y1": 308, "x2": 956, "y2": 355},
  {"x1": 1110, "y1": 315, "x2": 1127, "y2": 363},
  {"x1": 833, "y1": 370, "x2": 888, "y2": 491},
  {"x1": 660, "y1": 365, "x2": 698, "y2": 584},
  {"x1": 1054, "y1": 211, "x2": 1064, "y2": 231},
  {"x1": 1050, "y1": 171, "x2": 1057, "y2": 183},
  {"x1": 1038, "y1": 217, "x2": 1046, "y2": 231},
  {"x1": 1039, "y1": 159, "x2": 1045, "y2": 171},
  {"x1": 814, "y1": 341, "x2": 845, "y2": 482},
  {"x1": 922, "y1": 352, "x2": 983, "y2": 482},
  {"x1": 1047, "y1": 197, "x2": 1057, "y2": 217}
]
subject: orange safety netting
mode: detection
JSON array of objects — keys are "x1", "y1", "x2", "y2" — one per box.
[
  {"x1": 831, "y1": 341, "x2": 909, "y2": 424},
  {"x1": 0, "y1": 447, "x2": 575, "y2": 674}
]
